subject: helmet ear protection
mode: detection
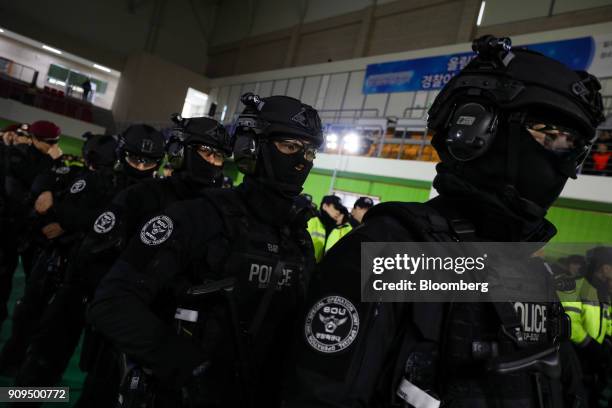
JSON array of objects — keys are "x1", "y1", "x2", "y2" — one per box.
[
  {"x1": 232, "y1": 93, "x2": 269, "y2": 175},
  {"x1": 444, "y1": 100, "x2": 500, "y2": 161}
]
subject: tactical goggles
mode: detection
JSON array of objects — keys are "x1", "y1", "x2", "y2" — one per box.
[
  {"x1": 192, "y1": 144, "x2": 228, "y2": 165},
  {"x1": 524, "y1": 120, "x2": 592, "y2": 169},
  {"x1": 125, "y1": 151, "x2": 161, "y2": 167},
  {"x1": 272, "y1": 138, "x2": 317, "y2": 162}
]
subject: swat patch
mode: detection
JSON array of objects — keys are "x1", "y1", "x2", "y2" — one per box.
[
  {"x1": 93, "y1": 211, "x2": 116, "y2": 234},
  {"x1": 305, "y1": 295, "x2": 359, "y2": 354},
  {"x1": 70, "y1": 179, "x2": 87, "y2": 194},
  {"x1": 140, "y1": 215, "x2": 174, "y2": 246},
  {"x1": 291, "y1": 108, "x2": 308, "y2": 128}
]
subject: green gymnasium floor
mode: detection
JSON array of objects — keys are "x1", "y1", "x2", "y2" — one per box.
[{"x1": 0, "y1": 262, "x2": 84, "y2": 407}]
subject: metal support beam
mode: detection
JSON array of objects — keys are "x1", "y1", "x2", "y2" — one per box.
[
  {"x1": 353, "y1": 0, "x2": 377, "y2": 58},
  {"x1": 284, "y1": 0, "x2": 310, "y2": 67}
]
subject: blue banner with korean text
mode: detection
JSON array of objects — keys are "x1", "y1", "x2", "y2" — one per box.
[{"x1": 363, "y1": 37, "x2": 595, "y2": 94}]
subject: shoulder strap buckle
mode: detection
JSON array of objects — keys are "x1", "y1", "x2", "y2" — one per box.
[{"x1": 449, "y1": 219, "x2": 476, "y2": 241}]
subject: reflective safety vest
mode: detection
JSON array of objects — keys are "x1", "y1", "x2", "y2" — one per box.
[
  {"x1": 307, "y1": 217, "x2": 326, "y2": 263},
  {"x1": 559, "y1": 277, "x2": 611, "y2": 346},
  {"x1": 324, "y1": 222, "x2": 352, "y2": 254},
  {"x1": 307, "y1": 218, "x2": 353, "y2": 263}
]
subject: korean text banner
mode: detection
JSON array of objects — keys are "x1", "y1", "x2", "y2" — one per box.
[{"x1": 363, "y1": 36, "x2": 595, "y2": 94}]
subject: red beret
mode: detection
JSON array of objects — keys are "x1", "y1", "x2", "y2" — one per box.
[{"x1": 30, "y1": 121, "x2": 61, "y2": 143}]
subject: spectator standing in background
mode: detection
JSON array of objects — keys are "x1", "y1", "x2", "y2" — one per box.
[
  {"x1": 81, "y1": 79, "x2": 92, "y2": 102},
  {"x1": 592, "y1": 143, "x2": 611, "y2": 174}
]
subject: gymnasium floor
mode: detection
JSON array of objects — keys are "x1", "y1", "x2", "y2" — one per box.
[{"x1": 0, "y1": 262, "x2": 84, "y2": 407}]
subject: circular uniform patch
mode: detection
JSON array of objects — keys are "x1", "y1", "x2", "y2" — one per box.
[
  {"x1": 70, "y1": 179, "x2": 87, "y2": 194},
  {"x1": 140, "y1": 215, "x2": 174, "y2": 246},
  {"x1": 93, "y1": 211, "x2": 116, "y2": 234},
  {"x1": 54, "y1": 166, "x2": 70, "y2": 175},
  {"x1": 305, "y1": 295, "x2": 359, "y2": 354}
]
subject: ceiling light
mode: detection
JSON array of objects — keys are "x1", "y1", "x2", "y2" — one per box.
[
  {"x1": 42, "y1": 44, "x2": 62, "y2": 55},
  {"x1": 476, "y1": 1, "x2": 486, "y2": 26},
  {"x1": 93, "y1": 64, "x2": 111, "y2": 73}
]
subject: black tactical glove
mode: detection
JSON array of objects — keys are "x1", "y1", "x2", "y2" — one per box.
[{"x1": 181, "y1": 361, "x2": 218, "y2": 408}]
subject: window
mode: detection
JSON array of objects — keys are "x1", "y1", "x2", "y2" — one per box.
[
  {"x1": 181, "y1": 88, "x2": 209, "y2": 118},
  {"x1": 46, "y1": 63, "x2": 108, "y2": 94}
]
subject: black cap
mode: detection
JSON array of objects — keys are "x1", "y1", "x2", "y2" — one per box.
[
  {"x1": 121, "y1": 124, "x2": 165, "y2": 159},
  {"x1": 321, "y1": 195, "x2": 342, "y2": 207},
  {"x1": 586, "y1": 246, "x2": 612, "y2": 273},
  {"x1": 354, "y1": 196, "x2": 374, "y2": 209}
]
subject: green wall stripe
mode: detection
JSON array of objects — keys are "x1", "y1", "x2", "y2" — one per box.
[
  {"x1": 547, "y1": 207, "x2": 612, "y2": 243},
  {"x1": 310, "y1": 168, "x2": 432, "y2": 189},
  {"x1": 552, "y1": 197, "x2": 612, "y2": 213}
]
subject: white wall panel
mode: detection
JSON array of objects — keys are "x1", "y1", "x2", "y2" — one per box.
[
  {"x1": 272, "y1": 79, "x2": 289, "y2": 95},
  {"x1": 340, "y1": 71, "x2": 366, "y2": 109},
  {"x1": 225, "y1": 84, "x2": 243, "y2": 121},
  {"x1": 322, "y1": 72, "x2": 349, "y2": 110},
  {"x1": 286, "y1": 77, "x2": 305, "y2": 99},
  {"x1": 385, "y1": 92, "x2": 415, "y2": 118},
  {"x1": 258, "y1": 81, "x2": 274, "y2": 97},
  {"x1": 300, "y1": 76, "x2": 322, "y2": 106},
  {"x1": 363, "y1": 93, "x2": 387, "y2": 117}
]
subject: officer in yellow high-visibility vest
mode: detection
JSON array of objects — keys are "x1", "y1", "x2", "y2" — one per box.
[
  {"x1": 307, "y1": 216, "x2": 326, "y2": 263},
  {"x1": 560, "y1": 247, "x2": 612, "y2": 407},
  {"x1": 307, "y1": 195, "x2": 352, "y2": 262}
]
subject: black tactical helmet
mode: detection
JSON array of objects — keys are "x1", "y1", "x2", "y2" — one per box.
[
  {"x1": 81, "y1": 133, "x2": 118, "y2": 169},
  {"x1": 232, "y1": 93, "x2": 323, "y2": 175},
  {"x1": 428, "y1": 35, "x2": 604, "y2": 178},
  {"x1": 235, "y1": 93, "x2": 323, "y2": 145},
  {"x1": 167, "y1": 114, "x2": 232, "y2": 162},
  {"x1": 119, "y1": 124, "x2": 165, "y2": 160}
]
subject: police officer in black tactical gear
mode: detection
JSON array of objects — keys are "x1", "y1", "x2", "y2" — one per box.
[
  {"x1": 66, "y1": 115, "x2": 232, "y2": 408},
  {"x1": 286, "y1": 36, "x2": 605, "y2": 408},
  {"x1": 88, "y1": 93, "x2": 323, "y2": 407},
  {"x1": 0, "y1": 124, "x2": 164, "y2": 378},
  {"x1": 5, "y1": 133, "x2": 119, "y2": 391},
  {"x1": 0, "y1": 124, "x2": 28, "y2": 329}
]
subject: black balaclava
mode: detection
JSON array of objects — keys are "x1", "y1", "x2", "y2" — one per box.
[
  {"x1": 121, "y1": 159, "x2": 158, "y2": 180},
  {"x1": 448, "y1": 120, "x2": 568, "y2": 210},
  {"x1": 181, "y1": 146, "x2": 224, "y2": 187},
  {"x1": 257, "y1": 139, "x2": 313, "y2": 197}
]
